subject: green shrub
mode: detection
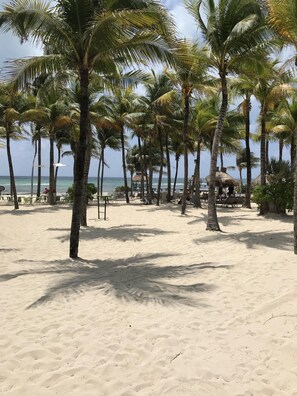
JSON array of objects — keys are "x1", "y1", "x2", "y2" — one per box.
[
  {"x1": 253, "y1": 181, "x2": 293, "y2": 213},
  {"x1": 115, "y1": 185, "x2": 131, "y2": 193},
  {"x1": 253, "y1": 159, "x2": 294, "y2": 214},
  {"x1": 66, "y1": 183, "x2": 97, "y2": 203}
]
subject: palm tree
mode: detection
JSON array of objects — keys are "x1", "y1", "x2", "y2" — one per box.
[
  {"x1": 170, "y1": 132, "x2": 184, "y2": 196},
  {"x1": 24, "y1": 74, "x2": 47, "y2": 198},
  {"x1": 265, "y1": 0, "x2": 297, "y2": 253},
  {"x1": 95, "y1": 126, "x2": 121, "y2": 196},
  {"x1": 253, "y1": 62, "x2": 294, "y2": 214},
  {"x1": 231, "y1": 65, "x2": 267, "y2": 208},
  {"x1": 0, "y1": 0, "x2": 176, "y2": 258},
  {"x1": 0, "y1": 83, "x2": 28, "y2": 209},
  {"x1": 142, "y1": 72, "x2": 175, "y2": 205},
  {"x1": 22, "y1": 90, "x2": 73, "y2": 205},
  {"x1": 236, "y1": 148, "x2": 259, "y2": 190},
  {"x1": 107, "y1": 87, "x2": 140, "y2": 204},
  {"x1": 192, "y1": 93, "x2": 242, "y2": 205},
  {"x1": 126, "y1": 145, "x2": 141, "y2": 194},
  {"x1": 166, "y1": 42, "x2": 209, "y2": 214},
  {"x1": 269, "y1": 98, "x2": 297, "y2": 167},
  {"x1": 186, "y1": 0, "x2": 268, "y2": 230}
]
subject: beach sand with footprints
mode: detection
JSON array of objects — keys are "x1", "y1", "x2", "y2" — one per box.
[{"x1": 1, "y1": 201, "x2": 297, "y2": 395}]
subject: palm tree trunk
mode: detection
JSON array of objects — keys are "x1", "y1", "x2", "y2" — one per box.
[
  {"x1": 181, "y1": 93, "x2": 190, "y2": 215},
  {"x1": 31, "y1": 139, "x2": 38, "y2": 204},
  {"x1": 137, "y1": 136, "x2": 145, "y2": 199},
  {"x1": 156, "y1": 126, "x2": 163, "y2": 206},
  {"x1": 239, "y1": 168, "x2": 243, "y2": 192},
  {"x1": 260, "y1": 105, "x2": 268, "y2": 215},
  {"x1": 143, "y1": 139, "x2": 150, "y2": 196},
  {"x1": 193, "y1": 140, "x2": 201, "y2": 208},
  {"x1": 220, "y1": 150, "x2": 224, "y2": 170},
  {"x1": 244, "y1": 93, "x2": 252, "y2": 209},
  {"x1": 173, "y1": 154, "x2": 179, "y2": 195},
  {"x1": 279, "y1": 136, "x2": 283, "y2": 162},
  {"x1": 70, "y1": 67, "x2": 89, "y2": 258},
  {"x1": 54, "y1": 144, "x2": 61, "y2": 192},
  {"x1": 293, "y1": 136, "x2": 297, "y2": 254},
  {"x1": 206, "y1": 72, "x2": 228, "y2": 230},
  {"x1": 120, "y1": 125, "x2": 129, "y2": 203},
  {"x1": 81, "y1": 124, "x2": 92, "y2": 226},
  {"x1": 37, "y1": 129, "x2": 42, "y2": 198},
  {"x1": 6, "y1": 122, "x2": 19, "y2": 210},
  {"x1": 97, "y1": 153, "x2": 101, "y2": 219},
  {"x1": 265, "y1": 140, "x2": 269, "y2": 168},
  {"x1": 100, "y1": 148, "x2": 105, "y2": 196},
  {"x1": 147, "y1": 136, "x2": 153, "y2": 204},
  {"x1": 291, "y1": 135, "x2": 295, "y2": 169},
  {"x1": 165, "y1": 131, "x2": 171, "y2": 202},
  {"x1": 48, "y1": 133, "x2": 55, "y2": 205}
]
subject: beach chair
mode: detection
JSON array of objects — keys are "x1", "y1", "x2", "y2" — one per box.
[
  {"x1": 216, "y1": 196, "x2": 236, "y2": 207},
  {"x1": 235, "y1": 196, "x2": 245, "y2": 206}
]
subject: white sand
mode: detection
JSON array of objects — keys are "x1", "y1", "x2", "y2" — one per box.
[{"x1": 0, "y1": 201, "x2": 297, "y2": 395}]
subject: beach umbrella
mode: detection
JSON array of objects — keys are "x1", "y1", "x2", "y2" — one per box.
[{"x1": 205, "y1": 170, "x2": 239, "y2": 187}]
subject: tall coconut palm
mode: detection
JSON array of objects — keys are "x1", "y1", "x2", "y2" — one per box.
[
  {"x1": 269, "y1": 98, "x2": 297, "y2": 167},
  {"x1": 26, "y1": 74, "x2": 51, "y2": 198},
  {"x1": 265, "y1": 0, "x2": 297, "y2": 253},
  {"x1": 126, "y1": 145, "x2": 141, "y2": 194},
  {"x1": 192, "y1": 93, "x2": 243, "y2": 203},
  {"x1": 0, "y1": 83, "x2": 28, "y2": 209},
  {"x1": 95, "y1": 126, "x2": 121, "y2": 196},
  {"x1": 22, "y1": 90, "x2": 73, "y2": 205},
  {"x1": 253, "y1": 61, "x2": 294, "y2": 214},
  {"x1": 106, "y1": 87, "x2": 140, "y2": 204},
  {"x1": 166, "y1": 41, "x2": 209, "y2": 214},
  {"x1": 142, "y1": 72, "x2": 175, "y2": 205},
  {"x1": 231, "y1": 64, "x2": 267, "y2": 208},
  {"x1": 236, "y1": 148, "x2": 259, "y2": 189},
  {"x1": 0, "y1": 0, "x2": 176, "y2": 257},
  {"x1": 186, "y1": 0, "x2": 268, "y2": 230}
]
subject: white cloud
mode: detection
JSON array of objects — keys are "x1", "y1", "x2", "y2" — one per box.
[{"x1": 169, "y1": 4, "x2": 199, "y2": 40}]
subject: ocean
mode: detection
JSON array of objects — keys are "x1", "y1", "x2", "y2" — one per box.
[{"x1": 0, "y1": 176, "x2": 187, "y2": 195}]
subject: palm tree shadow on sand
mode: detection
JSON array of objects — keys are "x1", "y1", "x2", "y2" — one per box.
[{"x1": 0, "y1": 254, "x2": 231, "y2": 309}]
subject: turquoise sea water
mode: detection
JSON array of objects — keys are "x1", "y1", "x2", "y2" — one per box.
[{"x1": 0, "y1": 176, "x2": 186, "y2": 195}]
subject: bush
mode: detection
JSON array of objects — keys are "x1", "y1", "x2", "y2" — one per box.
[
  {"x1": 115, "y1": 185, "x2": 131, "y2": 193},
  {"x1": 66, "y1": 183, "x2": 97, "y2": 203},
  {"x1": 252, "y1": 159, "x2": 294, "y2": 214},
  {"x1": 252, "y1": 181, "x2": 293, "y2": 213}
]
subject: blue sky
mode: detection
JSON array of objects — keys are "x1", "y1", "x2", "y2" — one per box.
[{"x1": 0, "y1": 0, "x2": 292, "y2": 179}]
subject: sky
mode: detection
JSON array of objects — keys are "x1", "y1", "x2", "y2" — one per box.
[{"x1": 0, "y1": 0, "x2": 293, "y2": 179}]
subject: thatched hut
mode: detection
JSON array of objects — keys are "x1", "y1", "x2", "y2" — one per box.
[
  {"x1": 132, "y1": 172, "x2": 148, "y2": 191},
  {"x1": 206, "y1": 169, "x2": 240, "y2": 187}
]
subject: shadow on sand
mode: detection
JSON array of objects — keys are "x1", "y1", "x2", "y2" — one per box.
[
  {"x1": 0, "y1": 205, "x2": 71, "y2": 216},
  {"x1": 47, "y1": 225, "x2": 176, "y2": 242},
  {"x1": 195, "y1": 229, "x2": 293, "y2": 251},
  {"x1": 0, "y1": 254, "x2": 231, "y2": 309}
]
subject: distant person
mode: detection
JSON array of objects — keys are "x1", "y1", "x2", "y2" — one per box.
[{"x1": 227, "y1": 185, "x2": 234, "y2": 196}]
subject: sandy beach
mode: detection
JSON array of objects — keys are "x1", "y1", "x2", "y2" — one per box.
[{"x1": 1, "y1": 201, "x2": 297, "y2": 395}]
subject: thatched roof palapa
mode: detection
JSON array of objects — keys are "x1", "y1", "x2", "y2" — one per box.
[
  {"x1": 132, "y1": 173, "x2": 148, "y2": 183},
  {"x1": 206, "y1": 169, "x2": 240, "y2": 187}
]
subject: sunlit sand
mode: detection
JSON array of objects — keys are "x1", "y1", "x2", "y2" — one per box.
[{"x1": 1, "y1": 202, "x2": 296, "y2": 395}]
